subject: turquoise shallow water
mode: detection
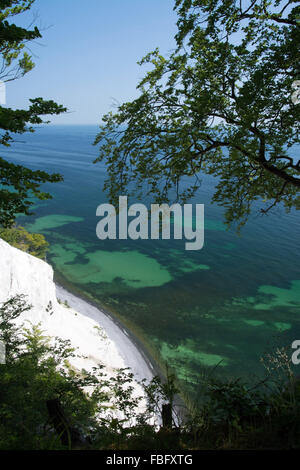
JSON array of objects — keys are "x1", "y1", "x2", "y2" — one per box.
[{"x1": 6, "y1": 125, "x2": 300, "y2": 397}]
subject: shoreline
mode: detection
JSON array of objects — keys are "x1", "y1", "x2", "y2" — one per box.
[
  {"x1": 54, "y1": 273, "x2": 188, "y2": 422},
  {"x1": 0, "y1": 235, "x2": 162, "y2": 417},
  {"x1": 55, "y1": 282, "x2": 161, "y2": 384}
]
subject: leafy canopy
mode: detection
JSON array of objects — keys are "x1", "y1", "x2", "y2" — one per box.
[
  {"x1": 94, "y1": 0, "x2": 300, "y2": 228},
  {"x1": 0, "y1": 1, "x2": 66, "y2": 228}
]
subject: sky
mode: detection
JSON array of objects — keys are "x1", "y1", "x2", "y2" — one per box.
[{"x1": 7, "y1": 0, "x2": 178, "y2": 124}]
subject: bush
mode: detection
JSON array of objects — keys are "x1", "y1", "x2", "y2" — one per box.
[{"x1": 0, "y1": 226, "x2": 49, "y2": 259}]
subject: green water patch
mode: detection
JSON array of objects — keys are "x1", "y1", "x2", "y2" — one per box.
[
  {"x1": 158, "y1": 247, "x2": 211, "y2": 276},
  {"x1": 273, "y1": 322, "x2": 291, "y2": 332},
  {"x1": 176, "y1": 259, "x2": 210, "y2": 273},
  {"x1": 230, "y1": 280, "x2": 300, "y2": 312},
  {"x1": 51, "y1": 248, "x2": 173, "y2": 289},
  {"x1": 160, "y1": 340, "x2": 229, "y2": 369},
  {"x1": 51, "y1": 244, "x2": 84, "y2": 264},
  {"x1": 26, "y1": 214, "x2": 84, "y2": 232},
  {"x1": 243, "y1": 319, "x2": 265, "y2": 327},
  {"x1": 248, "y1": 280, "x2": 300, "y2": 311}
]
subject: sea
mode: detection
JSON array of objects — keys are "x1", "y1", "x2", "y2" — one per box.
[{"x1": 5, "y1": 124, "x2": 300, "y2": 399}]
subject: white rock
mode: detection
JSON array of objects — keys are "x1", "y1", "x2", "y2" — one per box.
[{"x1": 0, "y1": 237, "x2": 154, "y2": 420}]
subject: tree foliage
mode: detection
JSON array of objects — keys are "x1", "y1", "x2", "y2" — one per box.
[
  {"x1": 94, "y1": 0, "x2": 300, "y2": 228},
  {"x1": 1, "y1": 295, "x2": 300, "y2": 449},
  {"x1": 0, "y1": 1, "x2": 66, "y2": 228},
  {"x1": 0, "y1": 225, "x2": 49, "y2": 259},
  {"x1": 0, "y1": 296, "x2": 176, "y2": 450}
]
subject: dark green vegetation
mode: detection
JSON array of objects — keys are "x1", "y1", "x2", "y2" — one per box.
[
  {"x1": 1, "y1": 296, "x2": 300, "y2": 450},
  {"x1": 95, "y1": 0, "x2": 299, "y2": 229},
  {"x1": 0, "y1": 0, "x2": 66, "y2": 228},
  {"x1": 0, "y1": 225, "x2": 49, "y2": 259}
]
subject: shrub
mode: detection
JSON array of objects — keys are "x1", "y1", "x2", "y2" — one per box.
[{"x1": 0, "y1": 226, "x2": 49, "y2": 259}]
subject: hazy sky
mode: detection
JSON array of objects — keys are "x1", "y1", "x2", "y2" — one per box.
[{"x1": 8, "y1": 0, "x2": 178, "y2": 124}]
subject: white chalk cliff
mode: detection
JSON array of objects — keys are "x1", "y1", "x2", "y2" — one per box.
[{"x1": 0, "y1": 237, "x2": 153, "y2": 417}]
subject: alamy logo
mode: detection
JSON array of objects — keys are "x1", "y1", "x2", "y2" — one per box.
[
  {"x1": 96, "y1": 196, "x2": 204, "y2": 251},
  {"x1": 291, "y1": 340, "x2": 300, "y2": 365},
  {"x1": 0, "y1": 340, "x2": 5, "y2": 364}
]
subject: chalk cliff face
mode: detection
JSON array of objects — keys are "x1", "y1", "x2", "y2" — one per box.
[
  {"x1": 0, "y1": 237, "x2": 158, "y2": 423},
  {"x1": 0, "y1": 237, "x2": 134, "y2": 375}
]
